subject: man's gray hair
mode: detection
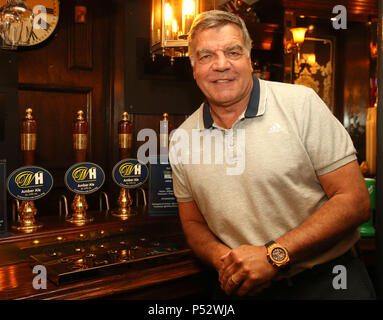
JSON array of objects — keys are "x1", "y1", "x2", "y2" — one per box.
[{"x1": 188, "y1": 10, "x2": 253, "y2": 65}]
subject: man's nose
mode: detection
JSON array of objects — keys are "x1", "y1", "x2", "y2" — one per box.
[{"x1": 212, "y1": 52, "x2": 230, "y2": 71}]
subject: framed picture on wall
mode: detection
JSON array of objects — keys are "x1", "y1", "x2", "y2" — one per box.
[{"x1": 293, "y1": 36, "x2": 336, "y2": 112}]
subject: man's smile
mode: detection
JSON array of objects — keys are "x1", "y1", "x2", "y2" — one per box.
[{"x1": 211, "y1": 78, "x2": 235, "y2": 84}]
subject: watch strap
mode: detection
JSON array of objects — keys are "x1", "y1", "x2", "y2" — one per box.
[{"x1": 265, "y1": 240, "x2": 276, "y2": 248}]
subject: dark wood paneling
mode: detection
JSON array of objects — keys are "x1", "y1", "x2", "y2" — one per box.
[
  {"x1": 68, "y1": 3, "x2": 93, "y2": 70},
  {"x1": 0, "y1": 94, "x2": 5, "y2": 142},
  {"x1": 0, "y1": 51, "x2": 19, "y2": 174},
  {"x1": 283, "y1": 0, "x2": 378, "y2": 21},
  {"x1": 18, "y1": 85, "x2": 93, "y2": 169},
  {"x1": 17, "y1": 0, "x2": 111, "y2": 167},
  {"x1": 109, "y1": 0, "x2": 128, "y2": 175},
  {"x1": 17, "y1": 85, "x2": 94, "y2": 218},
  {"x1": 0, "y1": 161, "x2": 7, "y2": 233},
  {"x1": 16, "y1": 0, "x2": 112, "y2": 217}
]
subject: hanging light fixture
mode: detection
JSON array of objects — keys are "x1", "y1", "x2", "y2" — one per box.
[
  {"x1": 0, "y1": 0, "x2": 33, "y2": 50},
  {"x1": 151, "y1": 0, "x2": 216, "y2": 63}
]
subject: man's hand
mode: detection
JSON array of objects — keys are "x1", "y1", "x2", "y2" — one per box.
[{"x1": 218, "y1": 245, "x2": 278, "y2": 296}]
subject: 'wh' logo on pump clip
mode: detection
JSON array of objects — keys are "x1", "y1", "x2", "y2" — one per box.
[
  {"x1": 119, "y1": 162, "x2": 142, "y2": 177},
  {"x1": 15, "y1": 171, "x2": 44, "y2": 188},
  {"x1": 65, "y1": 162, "x2": 105, "y2": 194},
  {"x1": 112, "y1": 159, "x2": 148, "y2": 189},
  {"x1": 7, "y1": 166, "x2": 53, "y2": 201},
  {"x1": 72, "y1": 166, "x2": 97, "y2": 182}
]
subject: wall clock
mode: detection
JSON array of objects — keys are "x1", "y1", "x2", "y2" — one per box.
[{"x1": 0, "y1": 0, "x2": 60, "y2": 46}]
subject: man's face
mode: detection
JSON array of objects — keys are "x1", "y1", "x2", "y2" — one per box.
[{"x1": 191, "y1": 24, "x2": 253, "y2": 109}]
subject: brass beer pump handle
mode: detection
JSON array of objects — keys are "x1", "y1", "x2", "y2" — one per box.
[
  {"x1": 21, "y1": 108, "x2": 37, "y2": 166},
  {"x1": 113, "y1": 112, "x2": 135, "y2": 220},
  {"x1": 67, "y1": 110, "x2": 93, "y2": 226},
  {"x1": 73, "y1": 110, "x2": 88, "y2": 163},
  {"x1": 118, "y1": 112, "x2": 133, "y2": 160},
  {"x1": 118, "y1": 188, "x2": 133, "y2": 214},
  {"x1": 14, "y1": 200, "x2": 42, "y2": 233},
  {"x1": 112, "y1": 187, "x2": 133, "y2": 220},
  {"x1": 13, "y1": 108, "x2": 42, "y2": 233}
]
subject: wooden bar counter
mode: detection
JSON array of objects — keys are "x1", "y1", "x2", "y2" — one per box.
[{"x1": 0, "y1": 208, "x2": 213, "y2": 300}]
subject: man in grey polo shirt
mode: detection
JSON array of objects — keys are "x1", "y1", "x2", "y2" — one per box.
[{"x1": 169, "y1": 10, "x2": 375, "y2": 299}]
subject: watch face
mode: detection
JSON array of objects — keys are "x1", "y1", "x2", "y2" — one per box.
[
  {"x1": 271, "y1": 247, "x2": 287, "y2": 262},
  {"x1": 0, "y1": 0, "x2": 59, "y2": 46}
]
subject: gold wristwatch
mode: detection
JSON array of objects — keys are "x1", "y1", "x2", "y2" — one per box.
[{"x1": 265, "y1": 241, "x2": 290, "y2": 272}]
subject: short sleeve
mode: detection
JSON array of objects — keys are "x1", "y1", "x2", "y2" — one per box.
[{"x1": 299, "y1": 88, "x2": 357, "y2": 176}]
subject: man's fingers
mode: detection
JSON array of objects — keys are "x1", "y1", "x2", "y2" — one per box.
[
  {"x1": 219, "y1": 263, "x2": 237, "y2": 289},
  {"x1": 219, "y1": 251, "x2": 231, "y2": 261},
  {"x1": 222, "y1": 274, "x2": 242, "y2": 296},
  {"x1": 218, "y1": 252, "x2": 237, "y2": 284}
]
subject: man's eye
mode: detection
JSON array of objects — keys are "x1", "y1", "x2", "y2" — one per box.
[
  {"x1": 227, "y1": 51, "x2": 242, "y2": 58},
  {"x1": 200, "y1": 55, "x2": 212, "y2": 61}
]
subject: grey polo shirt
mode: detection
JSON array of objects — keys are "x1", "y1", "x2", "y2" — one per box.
[{"x1": 169, "y1": 76, "x2": 359, "y2": 275}]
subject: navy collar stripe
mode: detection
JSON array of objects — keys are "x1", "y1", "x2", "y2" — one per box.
[
  {"x1": 245, "y1": 75, "x2": 260, "y2": 118},
  {"x1": 203, "y1": 99, "x2": 214, "y2": 129},
  {"x1": 203, "y1": 76, "x2": 261, "y2": 129}
]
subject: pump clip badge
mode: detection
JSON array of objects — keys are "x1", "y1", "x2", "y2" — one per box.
[
  {"x1": 65, "y1": 162, "x2": 105, "y2": 194},
  {"x1": 7, "y1": 166, "x2": 54, "y2": 200},
  {"x1": 112, "y1": 159, "x2": 149, "y2": 189}
]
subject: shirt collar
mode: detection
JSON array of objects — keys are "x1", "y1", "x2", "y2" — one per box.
[{"x1": 202, "y1": 75, "x2": 264, "y2": 129}]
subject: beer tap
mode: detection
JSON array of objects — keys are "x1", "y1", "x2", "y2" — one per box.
[
  {"x1": 118, "y1": 112, "x2": 133, "y2": 160},
  {"x1": 21, "y1": 108, "x2": 36, "y2": 166},
  {"x1": 112, "y1": 112, "x2": 134, "y2": 219},
  {"x1": 66, "y1": 110, "x2": 93, "y2": 225},
  {"x1": 14, "y1": 108, "x2": 42, "y2": 233}
]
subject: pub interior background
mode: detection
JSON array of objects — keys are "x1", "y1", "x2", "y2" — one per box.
[{"x1": 0, "y1": 0, "x2": 382, "y2": 299}]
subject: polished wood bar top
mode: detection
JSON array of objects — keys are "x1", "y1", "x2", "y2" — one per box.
[
  {"x1": 0, "y1": 208, "x2": 373, "y2": 300},
  {"x1": 0, "y1": 210, "x2": 211, "y2": 300},
  {"x1": 0, "y1": 256, "x2": 208, "y2": 300}
]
